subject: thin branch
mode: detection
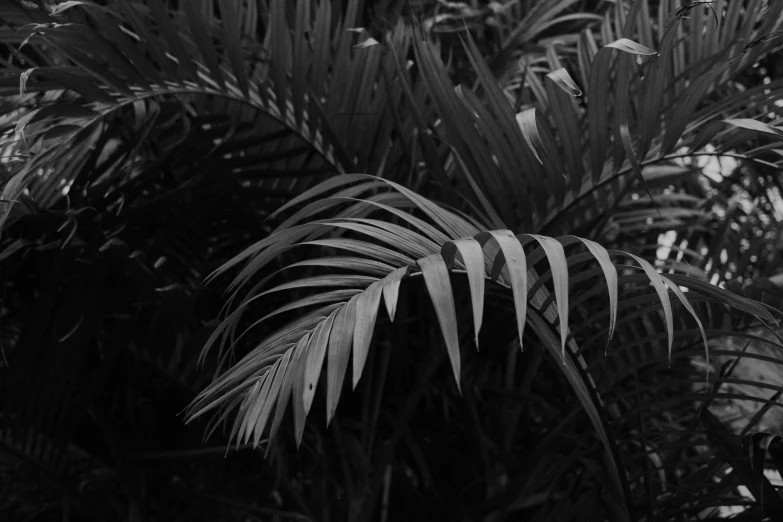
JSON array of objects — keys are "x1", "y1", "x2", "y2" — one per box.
[
  {"x1": 127, "y1": 443, "x2": 263, "y2": 460},
  {"x1": 545, "y1": 149, "x2": 779, "y2": 231}
]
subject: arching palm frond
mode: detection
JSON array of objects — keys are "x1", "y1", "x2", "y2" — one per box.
[
  {"x1": 0, "y1": 1, "x2": 424, "y2": 518},
  {"x1": 401, "y1": 0, "x2": 783, "y2": 241},
  {"x1": 185, "y1": 1, "x2": 783, "y2": 518},
  {"x1": 185, "y1": 174, "x2": 780, "y2": 518},
  {"x1": 0, "y1": 0, "x2": 419, "y2": 235},
  {"x1": 3, "y1": 0, "x2": 783, "y2": 519}
]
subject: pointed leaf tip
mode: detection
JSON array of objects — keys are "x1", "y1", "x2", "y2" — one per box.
[
  {"x1": 418, "y1": 254, "x2": 461, "y2": 390},
  {"x1": 326, "y1": 297, "x2": 357, "y2": 425},
  {"x1": 442, "y1": 238, "x2": 485, "y2": 348},
  {"x1": 382, "y1": 266, "x2": 408, "y2": 322},
  {"x1": 623, "y1": 252, "x2": 674, "y2": 357},
  {"x1": 724, "y1": 118, "x2": 783, "y2": 138},
  {"x1": 353, "y1": 282, "x2": 383, "y2": 388},
  {"x1": 606, "y1": 38, "x2": 658, "y2": 56},
  {"x1": 662, "y1": 277, "x2": 709, "y2": 367},
  {"x1": 519, "y1": 235, "x2": 570, "y2": 357},
  {"x1": 558, "y1": 236, "x2": 617, "y2": 341},
  {"x1": 476, "y1": 231, "x2": 528, "y2": 351},
  {"x1": 355, "y1": 37, "x2": 379, "y2": 48},
  {"x1": 546, "y1": 68, "x2": 582, "y2": 97},
  {"x1": 303, "y1": 310, "x2": 338, "y2": 415},
  {"x1": 516, "y1": 108, "x2": 545, "y2": 165}
]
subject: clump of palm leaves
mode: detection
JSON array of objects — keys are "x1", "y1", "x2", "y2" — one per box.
[{"x1": 2, "y1": 0, "x2": 783, "y2": 520}]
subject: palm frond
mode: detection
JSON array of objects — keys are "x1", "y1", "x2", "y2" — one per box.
[
  {"x1": 0, "y1": 0, "x2": 419, "y2": 234},
  {"x1": 185, "y1": 174, "x2": 778, "y2": 518},
  {"x1": 404, "y1": 0, "x2": 783, "y2": 240}
]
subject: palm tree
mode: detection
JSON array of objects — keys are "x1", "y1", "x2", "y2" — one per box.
[{"x1": 2, "y1": 0, "x2": 783, "y2": 520}]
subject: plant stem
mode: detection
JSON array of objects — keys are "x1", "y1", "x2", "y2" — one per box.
[{"x1": 363, "y1": 344, "x2": 445, "y2": 521}]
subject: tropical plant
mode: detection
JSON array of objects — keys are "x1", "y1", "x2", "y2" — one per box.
[
  {"x1": 3, "y1": 0, "x2": 783, "y2": 521},
  {"x1": 0, "y1": 0, "x2": 420, "y2": 519}
]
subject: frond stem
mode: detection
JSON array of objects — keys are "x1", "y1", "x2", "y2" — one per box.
[
  {"x1": 545, "y1": 149, "x2": 776, "y2": 231},
  {"x1": 40, "y1": 83, "x2": 343, "y2": 180}
]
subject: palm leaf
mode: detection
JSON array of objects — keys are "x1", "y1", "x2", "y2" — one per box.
[
  {"x1": 185, "y1": 175, "x2": 777, "y2": 519},
  {"x1": 405, "y1": 0, "x2": 783, "y2": 244},
  {"x1": 0, "y1": 0, "x2": 420, "y2": 234}
]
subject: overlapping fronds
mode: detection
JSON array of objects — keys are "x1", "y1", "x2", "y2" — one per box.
[
  {"x1": 403, "y1": 0, "x2": 783, "y2": 238},
  {"x1": 0, "y1": 0, "x2": 420, "y2": 234},
  {"x1": 181, "y1": 3, "x2": 783, "y2": 517},
  {"x1": 550, "y1": 250, "x2": 783, "y2": 518},
  {"x1": 3, "y1": 0, "x2": 783, "y2": 519},
  {"x1": 185, "y1": 174, "x2": 779, "y2": 514}
]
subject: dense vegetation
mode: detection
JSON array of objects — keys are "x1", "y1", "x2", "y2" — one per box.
[{"x1": 2, "y1": 0, "x2": 783, "y2": 520}]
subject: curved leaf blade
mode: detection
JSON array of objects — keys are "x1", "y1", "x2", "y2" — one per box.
[
  {"x1": 352, "y1": 281, "x2": 383, "y2": 388},
  {"x1": 326, "y1": 296, "x2": 357, "y2": 424},
  {"x1": 476, "y1": 231, "x2": 528, "y2": 350},
  {"x1": 619, "y1": 252, "x2": 675, "y2": 357},
  {"x1": 559, "y1": 236, "x2": 618, "y2": 342},
  {"x1": 442, "y1": 238, "x2": 486, "y2": 347},
  {"x1": 418, "y1": 254, "x2": 461, "y2": 391},
  {"x1": 520, "y1": 234, "x2": 570, "y2": 356},
  {"x1": 303, "y1": 310, "x2": 339, "y2": 415}
]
